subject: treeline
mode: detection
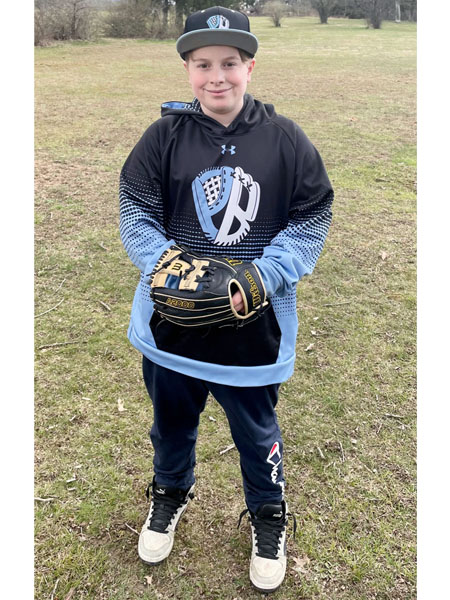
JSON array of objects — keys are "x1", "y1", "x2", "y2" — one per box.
[
  {"x1": 34, "y1": 0, "x2": 417, "y2": 46},
  {"x1": 310, "y1": 0, "x2": 417, "y2": 26}
]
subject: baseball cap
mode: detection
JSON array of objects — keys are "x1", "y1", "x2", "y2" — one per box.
[{"x1": 176, "y1": 6, "x2": 258, "y2": 60}]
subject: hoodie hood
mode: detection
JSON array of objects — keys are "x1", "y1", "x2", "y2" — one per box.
[{"x1": 160, "y1": 94, "x2": 276, "y2": 136}]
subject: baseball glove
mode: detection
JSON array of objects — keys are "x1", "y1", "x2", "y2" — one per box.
[{"x1": 149, "y1": 245, "x2": 269, "y2": 327}]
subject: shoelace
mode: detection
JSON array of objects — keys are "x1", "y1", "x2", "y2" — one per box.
[
  {"x1": 238, "y1": 508, "x2": 297, "y2": 560},
  {"x1": 147, "y1": 491, "x2": 187, "y2": 534}
]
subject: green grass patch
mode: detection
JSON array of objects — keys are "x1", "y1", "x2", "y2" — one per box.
[{"x1": 35, "y1": 16, "x2": 416, "y2": 600}]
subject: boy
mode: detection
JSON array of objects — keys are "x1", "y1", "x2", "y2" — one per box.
[{"x1": 119, "y1": 6, "x2": 333, "y2": 593}]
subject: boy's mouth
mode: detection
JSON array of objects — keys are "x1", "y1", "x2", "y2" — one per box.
[{"x1": 205, "y1": 88, "x2": 232, "y2": 95}]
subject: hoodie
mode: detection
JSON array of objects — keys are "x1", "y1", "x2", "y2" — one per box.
[{"x1": 119, "y1": 94, "x2": 333, "y2": 386}]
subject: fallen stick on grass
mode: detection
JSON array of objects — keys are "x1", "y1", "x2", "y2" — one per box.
[
  {"x1": 50, "y1": 578, "x2": 59, "y2": 600},
  {"x1": 125, "y1": 523, "x2": 139, "y2": 536},
  {"x1": 219, "y1": 443, "x2": 235, "y2": 455},
  {"x1": 384, "y1": 413, "x2": 405, "y2": 419},
  {"x1": 34, "y1": 497, "x2": 58, "y2": 503},
  {"x1": 35, "y1": 298, "x2": 64, "y2": 318},
  {"x1": 38, "y1": 340, "x2": 88, "y2": 351}
]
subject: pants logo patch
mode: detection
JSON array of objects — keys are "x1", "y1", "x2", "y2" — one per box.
[{"x1": 266, "y1": 442, "x2": 285, "y2": 493}]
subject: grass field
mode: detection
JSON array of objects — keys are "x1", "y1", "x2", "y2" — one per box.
[{"x1": 35, "y1": 16, "x2": 416, "y2": 600}]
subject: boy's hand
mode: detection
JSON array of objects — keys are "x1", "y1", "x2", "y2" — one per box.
[{"x1": 232, "y1": 291, "x2": 244, "y2": 314}]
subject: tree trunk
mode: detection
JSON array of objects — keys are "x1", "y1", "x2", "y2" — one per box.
[
  {"x1": 71, "y1": 2, "x2": 78, "y2": 38},
  {"x1": 175, "y1": 1, "x2": 184, "y2": 34},
  {"x1": 369, "y1": 0, "x2": 383, "y2": 29},
  {"x1": 318, "y1": 8, "x2": 328, "y2": 24},
  {"x1": 162, "y1": 0, "x2": 169, "y2": 32},
  {"x1": 395, "y1": 1, "x2": 401, "y2": 23}
]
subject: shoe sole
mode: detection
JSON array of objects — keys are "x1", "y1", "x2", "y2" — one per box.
[
  {"x1": 139, "y1": 556, "x2": 166, "y2": 566},
  {"x1": 250, "y1": 582, "x2": 282, "y2": 594}
]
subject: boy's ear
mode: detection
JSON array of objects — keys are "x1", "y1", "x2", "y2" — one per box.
[{"x1": 247, "y1": 58, "x2": 256, "y2": 82}]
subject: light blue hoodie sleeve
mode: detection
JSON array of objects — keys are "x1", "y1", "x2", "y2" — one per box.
[
  {"x1": 254, "y1": 198, "x2": 332, "y2": 297},
  {"x1": 119, "y1": 126, "x2": 174, "y2": 276},
  {"x1": 119, "y1": 169, "x2": 174, "y2": 276}
]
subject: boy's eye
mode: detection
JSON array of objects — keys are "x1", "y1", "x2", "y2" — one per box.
[{"x1": 224, "y1": 62, "x2": 237, "y2": 67}]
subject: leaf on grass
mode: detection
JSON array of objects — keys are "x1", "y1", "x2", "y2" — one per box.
[
  {"x1": 117, "y1": 398, "x2": 126, "y2": 412},
  {"x1": 292, "y1": 555, "x2": 310, "y2": 574},
  {"x1": 379, "y1": 251, "x2": 388, "y2": 260},
  {"x1": 305, "y1": 343, "x2": 315, "y2": 352},
  {"x1": 208, "y1": 416, "x2": 217, "y2": 422},
  {"x1": 144, "y1": 575, "x2": 153, "y2": 586}
]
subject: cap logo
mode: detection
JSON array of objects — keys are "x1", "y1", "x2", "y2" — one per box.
[{"x1": 207, "y1": 15, "x2": 230, "y2": 29}]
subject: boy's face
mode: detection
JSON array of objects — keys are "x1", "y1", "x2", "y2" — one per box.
[{"x1": 184, "y1": 45, "x2": 255, "y2": 126}]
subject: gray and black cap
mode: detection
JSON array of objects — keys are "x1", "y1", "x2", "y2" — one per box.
[{"x1": 176, "y1": 6, "x2": 258, "y2": 60}]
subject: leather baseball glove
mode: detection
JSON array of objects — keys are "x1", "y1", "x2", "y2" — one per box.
[{"x1": 149, "y1": 245, "x2": 269, "y2": 327}]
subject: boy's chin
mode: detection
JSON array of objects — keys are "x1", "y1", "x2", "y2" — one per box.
[{"x1": 204, "y1": 99, "x2": 241, "y2": 114}]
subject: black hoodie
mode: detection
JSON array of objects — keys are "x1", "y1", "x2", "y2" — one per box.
[{"x1": 119, "y1": 94, "x2": 333, "y2": 385}]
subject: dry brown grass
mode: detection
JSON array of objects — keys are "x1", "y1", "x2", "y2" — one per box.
[{"x1": 35, "y1": 17, "x2": 416, "y2": 600}]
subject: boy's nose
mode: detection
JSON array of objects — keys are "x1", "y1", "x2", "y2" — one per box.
[{"x1": 210, "y1": 67, "x2": 225, "y2": 84}]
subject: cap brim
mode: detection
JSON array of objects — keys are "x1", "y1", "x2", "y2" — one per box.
[{"x1": 176, "y1": 29, "x2": 258, "y2": 58}]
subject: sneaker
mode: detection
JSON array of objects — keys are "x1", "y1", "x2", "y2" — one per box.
[
  {"x1": 238, "y1": 501, "x2": 296, "y2": 593},
  {"x1": 138, "y1": 477, "x2": 194, "y2": 565}
]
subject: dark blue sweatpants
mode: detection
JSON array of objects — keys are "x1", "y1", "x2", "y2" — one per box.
[{"x1": 142, "y1": 356, "x2": 285, "y2": 513}]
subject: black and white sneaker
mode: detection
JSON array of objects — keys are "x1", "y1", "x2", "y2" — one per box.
[
  {"x1": 138, "y1": 477, "x2": 194, "y2": 565},
  {"x1": 238, "y1": 501, "x2": 296, "y2": 593}
]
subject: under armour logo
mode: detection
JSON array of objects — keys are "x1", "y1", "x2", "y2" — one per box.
[{"x1": 221, "y1": 144, "x2": 236, "y2": 155}]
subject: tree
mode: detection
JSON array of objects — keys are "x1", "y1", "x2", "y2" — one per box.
[
  {"x1": 105, "y1": 0, "x2": 152, "y2": 38},
  {"x1": 399, "y1": 0, "x2": 416, "y2": 21},
  {"x1": 35, "y1": 0, "x2": 99, "y2": 45},
  {"x1": 366, "y1": 0, "x2": 391, "y2": 28},
  {"x1": 67, "y1": 0, "x2": 90, "y2": 37},
  {"x1": 162, "y1": 0, "x2": 170, "y2": 32},
  {"x1": 311, "y1": 0, "x2": 337, "y2": 24},
  {"x1": 351, "y1": 0, "x2": 391, "y2": 28},
  {"x1": 264, "y1": 1, "x2": 288, "y2": 27},
  {"x1": 105, "y1": 0, "x2": 183, "y2": 39}
]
